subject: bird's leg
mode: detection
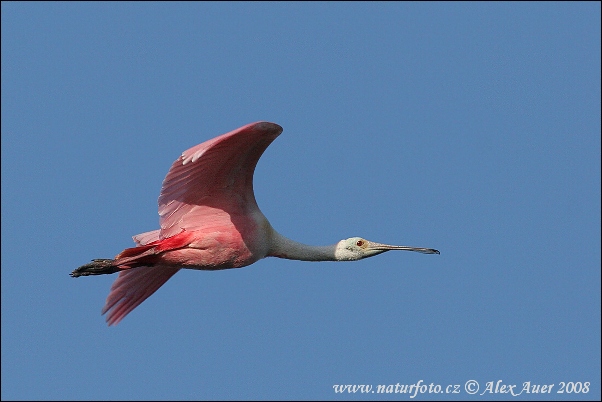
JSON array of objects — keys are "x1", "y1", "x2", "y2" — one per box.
[{"x1": 71, "y1": 259, "x2": 119, "y2": 277}]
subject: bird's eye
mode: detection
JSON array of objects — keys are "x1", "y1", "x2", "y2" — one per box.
[{"x1": 356, "y1": 240, "x2": 364, "y2": 247}]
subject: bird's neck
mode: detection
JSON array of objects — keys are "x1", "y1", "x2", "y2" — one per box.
[{"x1": 268, "y1": 230, "x2": 338, "y2": 262}]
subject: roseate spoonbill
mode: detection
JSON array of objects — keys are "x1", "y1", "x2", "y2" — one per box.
[{"x1": 72, "y1": 122, "x2": 439, "y2": 325}]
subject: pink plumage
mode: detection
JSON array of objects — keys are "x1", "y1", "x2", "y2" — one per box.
[
  {"x1": 102, "y1": 122, "x2": 281, "y2": 325},
  {"x1": 72, "y1": 121, "x2": 439, "y2": 326}
]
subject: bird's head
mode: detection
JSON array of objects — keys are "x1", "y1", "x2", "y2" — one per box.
[{"x1": 334, "y1": 237, "x2": 440, "y2": 261}]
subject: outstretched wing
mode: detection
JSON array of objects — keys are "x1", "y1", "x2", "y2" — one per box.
[
  {"x1": 102, "y1": 265, "x2": 180, "y2": 326},
  {"x1": 102, "y1": 229, "x2": 179, "y2": 326},
  {"x1": 158, "y1": 122, "x2": 283, "y2": 239}
]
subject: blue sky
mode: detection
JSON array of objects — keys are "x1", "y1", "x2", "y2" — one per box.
[{"x1": 2, "y1": 2, "x2": 600, "y2": 400}]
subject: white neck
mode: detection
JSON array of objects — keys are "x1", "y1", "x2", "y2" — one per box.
[{"x1": 268, "y1": 230, "x2": 338, "y2": 261}]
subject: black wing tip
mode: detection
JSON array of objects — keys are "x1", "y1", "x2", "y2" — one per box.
[{"x1": 252, "y1": 121, "x2": 283, "y2": 135}]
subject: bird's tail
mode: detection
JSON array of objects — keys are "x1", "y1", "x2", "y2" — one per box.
[
  {"x1": 71, "y1": 242, "x2": 159, "y2": 277},
  {"x1": 70, "y1": 259, "x2": 120, "y2": 277}
]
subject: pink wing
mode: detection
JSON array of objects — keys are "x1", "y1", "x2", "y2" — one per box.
[
  {"x1": 102, "y1": 228, "x2": 179, "y2": 326},
  {"x1": 102, "y1": 265, "x2": 180, "y2": 326},
  {"x1": 158, "y1": 121, "x2": 283, "y2": 239}
]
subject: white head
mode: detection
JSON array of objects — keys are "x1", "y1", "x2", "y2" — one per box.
[{"x1": 334, "y1": 237, "x2": 440, "y2": 261}]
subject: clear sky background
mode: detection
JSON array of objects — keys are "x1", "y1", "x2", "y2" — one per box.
[{"x1": 2, "y1": 2, "x2": 600, "y2": 401}]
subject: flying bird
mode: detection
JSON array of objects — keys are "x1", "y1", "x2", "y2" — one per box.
[{"x1": 72, "y1": 122, "x2": 439, "y2": 325}]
